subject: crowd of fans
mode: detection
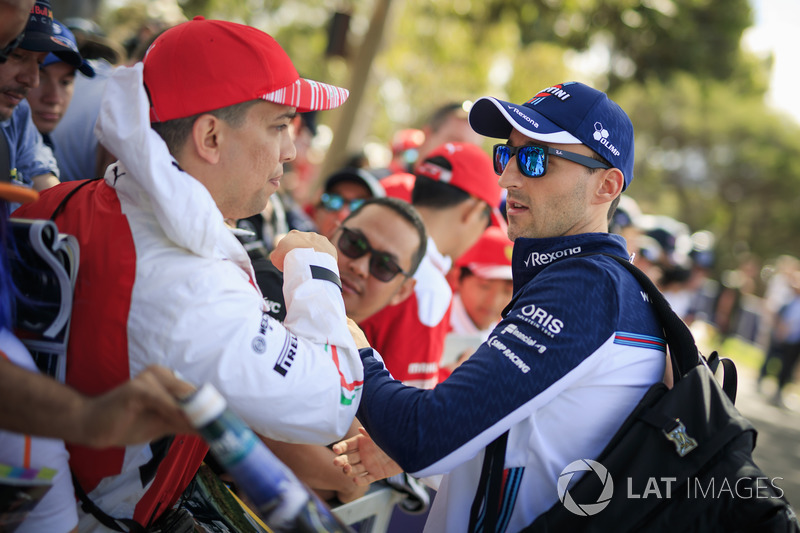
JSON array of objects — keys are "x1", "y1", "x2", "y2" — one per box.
[{"x1": 1, "y1": 1, "x2": 798, "y2": 531}]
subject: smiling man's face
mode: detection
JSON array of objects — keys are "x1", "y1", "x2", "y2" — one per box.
[{"x1": 335, "y1": 203, "x2": 420, "y2": 323}]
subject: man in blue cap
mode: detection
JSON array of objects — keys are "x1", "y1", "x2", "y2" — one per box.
[
  {"x1": 1, "y1": 0, "x2": 84, "y2": 195},
  {"x1": 25, "y1": 19, "x2": 93, "y2": 165},
  {"x1": 334, "y1": 82, "x2": 667, "y2": 531}
]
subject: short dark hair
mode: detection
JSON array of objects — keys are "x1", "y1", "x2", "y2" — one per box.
[
  {"x1": 150, "y1": 99, "x2": 260, "y2": 156},
  {"x1": 459, "y1": 266, "x2": 475, "y2": 282},
  {"x1": 607, "y1": 195, "x2": 622, "y2": 226},
  {"x1": 343, "y1": 197, "x2": 428, "y2": 276}
]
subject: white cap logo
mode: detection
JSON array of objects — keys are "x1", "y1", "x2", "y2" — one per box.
[{"x1": 593, "y1": 122, "x2": 609, "y2": 141}]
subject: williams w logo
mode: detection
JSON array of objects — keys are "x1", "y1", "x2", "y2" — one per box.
[{"x1": 558, "y1": 459, "x2": 614, "y2": 516}]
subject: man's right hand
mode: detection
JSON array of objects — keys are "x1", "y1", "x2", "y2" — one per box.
[
  {"x1": 78, "y1": 365, "x2": 197, "y2": 448},
  {"x1": 333, "y1": 427, "x2": 403, "y2": 486},
  {"x1": 270, "y1": 230, "x2": 337, "y2": 272}
]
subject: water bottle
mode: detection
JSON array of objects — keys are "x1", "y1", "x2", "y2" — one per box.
[{"x1": 181, "y1": 383, "x2": 353, "y2": 532}]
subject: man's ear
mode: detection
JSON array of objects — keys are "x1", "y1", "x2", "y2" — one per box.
[
  {"x1": 190, "y1": 114, "x2": 223, "y2": 165},
  {"x1": 388, "y1": 276, "x2": 416, "y2": 306},
  {"x1": 596, "y1": 168, "x2": 625, "y2": 203}
]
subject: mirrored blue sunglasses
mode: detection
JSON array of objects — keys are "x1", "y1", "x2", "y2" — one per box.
[{"x1": 493, "y1": 143, "x2": 610, "y2": 178}]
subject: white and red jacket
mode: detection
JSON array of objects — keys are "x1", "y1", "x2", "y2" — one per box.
[{"x1": 14, "y1": 64, "x2": 363, "y2": 531}]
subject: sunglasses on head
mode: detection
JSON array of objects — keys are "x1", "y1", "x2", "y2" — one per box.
[
  {"x1": 338, "y1": 227, "x2": 411, "y2": 282},
  {"x1": 320, "y1": 193, "x2": 366, "y2": 213},
  {"x1": 493, "y1": 143, "x2": 610, "y2": 178},
  {"x1": 0, "y1": 31, "x2": 25, "y2": 64}
]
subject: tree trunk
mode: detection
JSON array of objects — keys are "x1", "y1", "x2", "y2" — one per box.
[{"x1": 315, "y1": 0, "x2": 396, "y2": 192}]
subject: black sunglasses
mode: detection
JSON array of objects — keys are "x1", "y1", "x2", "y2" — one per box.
[
  {"x1": 493, "y1": 143, "x2": 610, "y2": 178},
  {"x1": 0, "y1": 31, "x2": 25, "y2": 64},
  {"x1": 338, "y1": 227, "x2": 411, "y2": 282},
  {"x1": 320, "y1": 193, "x2": 366, "y2": 213}
]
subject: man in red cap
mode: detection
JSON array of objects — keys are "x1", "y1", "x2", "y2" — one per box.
[
  {"x1": 359, "y1": 141, "x2": 503, "y2": 388},
  {"x1": 449, "y1": 225, "x2": 514, "y2": 336},
  {"x1": 15, "y1": 17, "x2": 361, "y2": 530}
]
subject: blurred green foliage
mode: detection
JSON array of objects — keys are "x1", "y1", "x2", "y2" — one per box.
[{"x1": 89, "y1": 0, "x2": 800, "y2": 277}]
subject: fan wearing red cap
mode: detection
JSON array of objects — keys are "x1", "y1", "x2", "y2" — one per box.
[
  {"x1": 144, "y1": 16, "x2": 349, "y2": 220},
  {"x1": 359, "y1": 141, "x2": 502, "y2": 389},
  {"x1": 450, "y1": 225, "x2": 514, "y2": 333},
  {"x1": 13, "y1": 17, "x2": 364, "y2": 530}
]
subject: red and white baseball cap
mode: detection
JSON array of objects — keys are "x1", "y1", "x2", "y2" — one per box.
[
  {"x1": 143, "y1": 17, "x2": 350, "y2": 123},
  {"x1": 414, "y1": 142, "x2": 505, "y2": 229},
  {"x1": 455, "y1": 225, "x2": 513, "y2": 280}
]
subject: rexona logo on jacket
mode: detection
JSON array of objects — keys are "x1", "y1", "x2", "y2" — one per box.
[{"x1": 524, "y1": 247, "x2": 582, "y2": 267}]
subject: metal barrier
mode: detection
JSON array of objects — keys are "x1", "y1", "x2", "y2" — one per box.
[{"x1": 331, "y1": 484, "x2": 404, "y2": 533}]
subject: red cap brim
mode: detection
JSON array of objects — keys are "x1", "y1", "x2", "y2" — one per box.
[{"x1": 262, "y1": 78, "x2": 349, "y2": 112}]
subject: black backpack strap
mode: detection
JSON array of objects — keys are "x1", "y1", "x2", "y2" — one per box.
[
  {"x1": 598, "y1": 254, "x2": 738, "y2": 401},
  {"x1": 468, "y1": 431, "x2": 508, "y2": 532},
  {"x1": 598, "y1": 253, "x2": 701, "y2": 378},
  {"x1": 72, "y1": 472, "x2": 147, "y2": 533},
  {"x1": 49, "y1": 177, "x2": 102, "y2": 221},
  {"x1": 706, "y1": 351, "x2": 738, "y2": 403}
]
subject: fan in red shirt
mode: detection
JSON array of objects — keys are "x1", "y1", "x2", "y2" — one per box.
[{"x1": 360, "y1": 142, "x2": 504, "y2": 388}]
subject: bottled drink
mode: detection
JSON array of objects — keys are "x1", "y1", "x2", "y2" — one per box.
[{"x1": 181, "y1": 383, "x2": 353, "y2": 533}]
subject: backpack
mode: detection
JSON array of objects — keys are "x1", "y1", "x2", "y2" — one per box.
[{"x1": 472, "y1": 253, "x2": 799, "y2": 533}]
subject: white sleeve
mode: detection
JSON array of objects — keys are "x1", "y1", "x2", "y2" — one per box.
[
  {"x1": 282, "y1": 247, "x2": 356, "y2": 353},
  {"x1": 131, "y1": 251, "x2": 362, "y2": 446}
]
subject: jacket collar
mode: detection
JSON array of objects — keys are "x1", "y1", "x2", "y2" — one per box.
[{"x1": 511, "y1": 232, "x2": 629, "y2": 295}]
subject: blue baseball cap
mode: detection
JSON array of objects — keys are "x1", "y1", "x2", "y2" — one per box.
[
  {"x1": 468, "y1": 81, "x2": 635, "y2": 190},
  {"x1": 41, "y1": 20, "x2": 95, "y2": 77},
  {"x1": 20, "y1": 1, "x2": 80, "y2": 67}
]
